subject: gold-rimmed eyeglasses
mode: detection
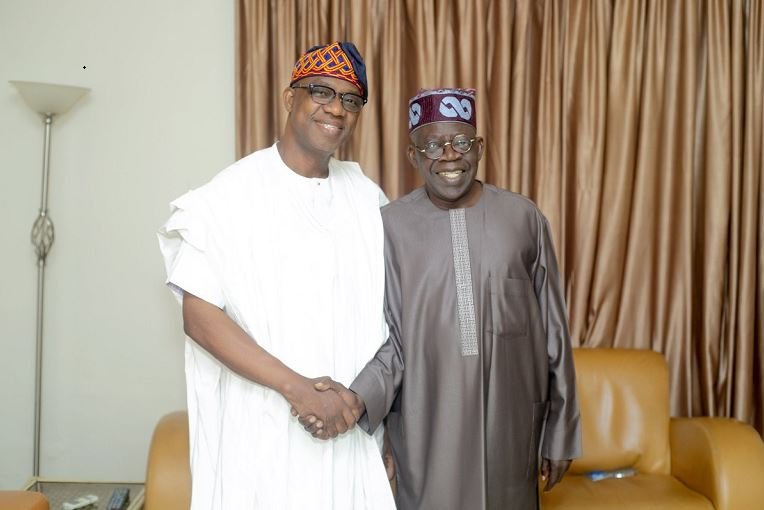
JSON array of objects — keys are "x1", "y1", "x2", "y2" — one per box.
[{"x1": 414, "y1": 134, "x2": 477, "y2": 160}]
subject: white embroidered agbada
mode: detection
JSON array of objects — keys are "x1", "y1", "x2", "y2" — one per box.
[{"x1": 158, "y1": 144, "x2": 394, "y2": 510}]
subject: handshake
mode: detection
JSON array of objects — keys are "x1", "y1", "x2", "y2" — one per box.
[{"x1": 288, "y1": 377, "x2": 365, "y2": 439}]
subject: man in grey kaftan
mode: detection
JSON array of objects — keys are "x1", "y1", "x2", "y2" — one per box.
[{"x1": 348, "y1": 88, "x2": 582, "y2": 510}]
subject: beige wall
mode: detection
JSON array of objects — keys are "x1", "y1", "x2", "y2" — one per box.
[{"x1": 0, "y1": 0, "x2": 234, "y2": 488}]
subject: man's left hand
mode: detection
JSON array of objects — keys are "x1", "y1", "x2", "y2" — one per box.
[{"x1": 540, "y1": 457, "x2": 571, "y2": 492}]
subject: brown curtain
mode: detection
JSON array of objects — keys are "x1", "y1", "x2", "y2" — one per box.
[{"x1": 237, "y1": 0, "x2": 764, "y2": 434}]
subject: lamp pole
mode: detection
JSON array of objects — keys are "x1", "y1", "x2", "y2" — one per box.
[
  {"x1": 9, "y1": 80, "x2": 89, "y2": 478},
  {"x1": 30, "y1": 113, "x2": 56, "y2": 477}
]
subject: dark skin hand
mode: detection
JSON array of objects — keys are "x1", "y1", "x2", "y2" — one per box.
[
  {"x1": 291, "y1": 378, "x2": 364, "y2": 439},
  {"x1": 291, "y1": 380, "x2": 364, "y2": 438},
  {"x1": 383, "y1": 427, "x2": 396, "y2": 490},
  {"x1": 289, "y1": 378, "x2": 356, "y2": 437},
  {"x1": 541, "y1": 457, "x2": 571, "y2": 491}
]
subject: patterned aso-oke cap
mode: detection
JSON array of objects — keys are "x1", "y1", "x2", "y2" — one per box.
[
  {"x1": 290, "y1": 41, "x2": 368, "y2": 101},
  {"x1": 408, "y1": 88, "x2": 477, "y2": 133}
]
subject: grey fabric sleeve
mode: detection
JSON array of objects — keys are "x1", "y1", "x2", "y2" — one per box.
[
  {"x1": 350, "y1": 331, "x2": 403, "y2": 434},
  {"x1": 350, "y1": 231, "x2": 404, "y2": 434},
  {"x1": 533, "y1": 213, "x2": 582, "y2": 460}
]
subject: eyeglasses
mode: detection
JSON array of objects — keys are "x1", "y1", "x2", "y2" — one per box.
[
  {"x1": 291, "y1": 83, "x2": 367, "y2": 113},
  {"x1": 414, "y1": 134, "x2": 477, "y2": 160}
]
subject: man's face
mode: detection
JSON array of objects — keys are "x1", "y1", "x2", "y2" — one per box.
[
  {"x1": 283, "y1": 76, "x2": 362, "y2": 156},
  {"x1": 408, "y1": 122, "x2": 484, "y2": 209}
]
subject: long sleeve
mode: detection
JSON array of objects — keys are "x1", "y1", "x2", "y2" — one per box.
[
  {"x1": 533, "y1": 213, "x2": 582, "y2": 460},
  {"x1": 350, "y1": 232, "x2": 404, "y2": 434}
]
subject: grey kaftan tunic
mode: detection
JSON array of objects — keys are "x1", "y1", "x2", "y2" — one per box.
[{"x1": 350, "y1": 184, "x2": 582, "y2": 510}]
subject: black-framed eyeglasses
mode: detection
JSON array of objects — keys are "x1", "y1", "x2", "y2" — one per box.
[
  {"x1": 291, "y1": 83, "x2": 367, "y2": 113},
  {"x1": 414, "y1": 134, "x2": 477, "y2": 160}
]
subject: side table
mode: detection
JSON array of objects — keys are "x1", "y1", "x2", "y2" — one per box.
[{"x1": 25, "y1": 478, "x2": 144, "y2": 510}]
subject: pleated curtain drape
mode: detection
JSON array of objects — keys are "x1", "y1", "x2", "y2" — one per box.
[{"x1": 236, "y1": 0, "x2": 763, "y2": 434}]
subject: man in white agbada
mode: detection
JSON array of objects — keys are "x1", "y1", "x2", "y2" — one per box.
[{"x1": 157, "y1": 41, "x2": 395, "y2": 509}]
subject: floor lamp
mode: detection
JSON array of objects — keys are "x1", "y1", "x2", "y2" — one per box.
[{"x1": 9, "y1": 80, "x2": 90, "y2": 477}]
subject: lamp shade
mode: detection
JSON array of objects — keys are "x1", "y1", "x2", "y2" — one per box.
[{"x1": 9, "y1": 80, "x2": 90, "y2": 115}]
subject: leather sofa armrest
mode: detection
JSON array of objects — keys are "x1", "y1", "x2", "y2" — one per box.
[
  {"x1": 670, "y1": 417, "x2": 764, "y2": 510},
  {"x1": 0, "y1": 492, "x2": 49, "y2": 510},
  {"x1": 144, "y1": 411, "x2": 191, "y2": 510}
]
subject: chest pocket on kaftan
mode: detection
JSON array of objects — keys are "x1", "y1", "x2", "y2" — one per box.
[{"x1": 488, "y1": 276, "x2": 530, "y2": 339}]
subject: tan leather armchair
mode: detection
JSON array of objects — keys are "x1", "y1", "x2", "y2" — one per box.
[
  {"x1": 145, "y1": 349, "x2": 764, "y2": 510},
  {"x1": 0, "y1": 491, "x2": 49, "y2": 510},
  {"x1": 144, "y1": 411, "x2": 191, "y2": 510},
  {"x1": 541, "y1": 348, "x2": 764, "y2": 509}
]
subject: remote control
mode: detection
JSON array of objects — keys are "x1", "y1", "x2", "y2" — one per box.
[
  {"x1": 62, "y1": 494, "x2": 98, "y2": 510},
  {"x1": 106, "y1": 487, "x2": 131, "y2": 510},
  {"x1": 586, "y1": 467, "x2": 637, "y2": 481}
]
